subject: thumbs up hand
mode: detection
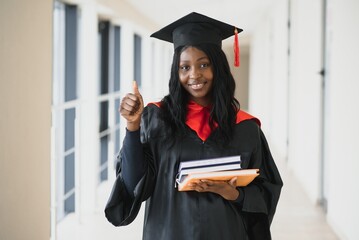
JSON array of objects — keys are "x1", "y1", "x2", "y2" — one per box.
[{"x1": 119, "y1": 81, "x2": 144, "y2": 131}]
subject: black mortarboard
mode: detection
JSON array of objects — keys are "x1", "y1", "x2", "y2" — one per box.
[
  {"x1": 150, "y1": 12, "x2": 243, "y2": 49},
  {"x1": 150, "y1": 12, "x2": 243, "y2": 66}
]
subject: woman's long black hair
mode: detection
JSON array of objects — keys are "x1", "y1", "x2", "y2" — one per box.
[{"x1": 161, "y1": 43, "x2": 240, "y2": 143}]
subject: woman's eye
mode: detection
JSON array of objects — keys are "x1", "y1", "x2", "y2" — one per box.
[
  {"x1": 180, "y1": 65, "x2": 190, "y2": 71},
  {"x1": 200, "y1": 63, "x2": 210, "y2": 68}
]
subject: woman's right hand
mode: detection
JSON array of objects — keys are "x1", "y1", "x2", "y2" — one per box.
[{"x1": 119, "y1": 81, "x2": 144, "y2": 131}]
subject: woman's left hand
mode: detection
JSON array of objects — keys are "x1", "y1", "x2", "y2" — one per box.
[{"x1": 188, "y1": 177, "x2": 239, "y2": 201}]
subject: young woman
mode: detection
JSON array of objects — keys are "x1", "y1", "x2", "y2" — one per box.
[{"x1": 105, "y1": 12, "x2": 283, "y2": 240}]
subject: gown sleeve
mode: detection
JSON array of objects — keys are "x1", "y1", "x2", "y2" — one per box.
[
  {"x1": 121, "y1": 129, "x2": 147, "y2": 194},
  {"x1": 104, "y1": 107, "x2": 156, "y2": 227},
  {"x1": 241, "y1": 127, "x2": 283, "y2": 240}
]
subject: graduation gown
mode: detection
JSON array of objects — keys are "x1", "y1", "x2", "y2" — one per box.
[{"x1": 105, "y1": 104, "x2": 283, "y2": 240}]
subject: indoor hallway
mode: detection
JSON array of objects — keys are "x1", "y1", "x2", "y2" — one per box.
[
  {"x1": 57, "y1": 156, "x2": 340, "y2": 240},
  {"x1": 2, "y1": 1, "x2": 359, "y2": 239}
]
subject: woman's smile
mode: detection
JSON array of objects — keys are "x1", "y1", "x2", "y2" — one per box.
[{"x1": 188, "y1": 81, "x2": 207, "y2": 90}]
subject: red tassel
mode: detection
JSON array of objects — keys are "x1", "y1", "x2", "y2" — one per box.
[{"x1": 234, "y1": 28, "x2": 240, "y2": 67}]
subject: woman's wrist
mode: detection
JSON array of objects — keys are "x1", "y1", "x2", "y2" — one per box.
[
  {"x1": 220, "y1": 187, "x2": 239, "y2": 201},
  {"x1": 227, "y1": 188, "x2": 240, "y2": 201},
  {"x1": 126, "y1": 120, "x2": 141, "y2": 131}
]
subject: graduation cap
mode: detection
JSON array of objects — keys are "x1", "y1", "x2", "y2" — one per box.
[{"x1": 150, "y1": 12, "x2": 243, "y2": 67}]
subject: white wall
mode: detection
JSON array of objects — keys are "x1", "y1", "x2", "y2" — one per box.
[
  {"x1": 250, "y1": 0, "x2": 359, "y2": 239},
  {"x1": 287, "y1": 0, "x2": 324, "y2": 203},
  {"x1": 223, "y1": 43, "x2": 250, "y2": 110},
  {"x1": 325, "y1": 0, "x2": 359, "y2": 239},
  {"x1": 250, "y1": 0, "x2": 324, "y2": 203},
  {"x1": 249, "y1": 0, "x2": 289, "y2": 161}
]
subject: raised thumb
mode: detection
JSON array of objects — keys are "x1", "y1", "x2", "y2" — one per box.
[{"x1": 133, "y1": 80, "x2": 140, "y2": 95}]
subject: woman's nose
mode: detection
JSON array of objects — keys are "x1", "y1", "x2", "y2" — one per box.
[{"x1": 189, "y1": 67, "x2": 200, "y2": 79}]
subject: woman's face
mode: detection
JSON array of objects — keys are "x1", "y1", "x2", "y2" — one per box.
[{"x1": 178, "y1": 46, "x2": 214, "y2": 106}]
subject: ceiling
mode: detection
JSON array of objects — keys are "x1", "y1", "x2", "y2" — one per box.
[{"x1": 124, "y1": 0, "x2": 276, "y2": 44}]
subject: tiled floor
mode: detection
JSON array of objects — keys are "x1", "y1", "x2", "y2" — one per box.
[
  {"x1": 57, "y1": 157, "x2": 339, "y2": 240},
  {"x1": 271, "y1": 158, "x2": 339, "y2": 240}
]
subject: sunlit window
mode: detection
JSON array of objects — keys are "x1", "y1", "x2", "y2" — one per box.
[
  {"x1": 98, "y1": 21, "x2": 122, "y2": 183},
  {"x1": 52, "y1": 1, "x2": 78, "y2": 221},
  {"x1": 134, "y1": 34, "x2": 142, "y2": 86}
]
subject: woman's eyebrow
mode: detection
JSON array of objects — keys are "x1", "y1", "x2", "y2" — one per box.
[
  {"x1": 196, "y1": 56, "x2": 209, "y2": 61},
  {"x1": 180, "y1": 56, "x2": 209, "y2": 62}
]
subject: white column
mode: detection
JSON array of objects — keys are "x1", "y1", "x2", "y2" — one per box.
[
  {"x1": 119, "y1": 22, "x2": 135, "y2": 142},
  {"x1": 77, "y1": 0, "x2": 99, "y2": 218},
  {"x1": 266, "y1": 0, "x2": 289, "y2": 161},
  {"x1": 325, "y1": 0, "x2": 359, "y2": 239},
  {"x1": 287, "y1": 0, "x2": 323, "y2": 203},
  {"x1": 152, "y1": 41, "x2": 163, "y2": 101},
  {"x1": 141, "y1": 32, "x2": 154, "y2": 104}
]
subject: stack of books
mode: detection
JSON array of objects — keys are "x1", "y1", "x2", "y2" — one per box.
[{"x1": 175, "y1": 155, "x2": 259, "y2": 191}]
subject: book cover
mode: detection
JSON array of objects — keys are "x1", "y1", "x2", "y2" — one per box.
[{"x1": 177, "y1": 169, "x2": 259, "y2": 192}]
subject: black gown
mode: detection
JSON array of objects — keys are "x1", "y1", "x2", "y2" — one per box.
[{"x1": 105, "y1": 104, "x2": 283, "y2": 240}]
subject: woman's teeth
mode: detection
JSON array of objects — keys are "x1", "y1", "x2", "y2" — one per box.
[{"x1": 189, "y1": 83, "x2": 204, "y2": 90}]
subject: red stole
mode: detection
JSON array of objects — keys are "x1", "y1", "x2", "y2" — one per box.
[
  {"x1": 148, "y1": 101, "x2": 260, "y2": 141},
  {"x1": 185, "y1": 101, "x2": 216, "y2": 142}
]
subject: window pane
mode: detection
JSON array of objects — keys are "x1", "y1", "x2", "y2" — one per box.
[
  {"x1": 64, "y1": 152, "x2": 75, "y2": 194},
  {"x1": 64, "y1": 152, "x2": 75, "y2": 213},
  {"x1": 115, "y1": 98, "x2": 120, "y2": 124},
  {"x1": 65, "y1": 5, "x2": 77, "y2": 101},
  {"x1": 64, "y1": 193, "x2": 75, "y2": 213},
  {"x1": 99, "y1": 21, "x2": 110, "y2": 95},
  {"x1": 100, "y1": 135, "x2": 108, "y2": 165},
  {"x1": 100, "y1": 135, "x2": 108, "y2": 181},
  {"x1": 100, "y1": 168, "x2": 108, "y2": 181},
  {"x1": 64, "y1": 108, "x2": 75, "y2": 151},
  {"x1": 134, "y1": 34, "x2": 142, "y2": 86},
  {"x1": 99, "y1": 101, "x2": 109, "y2": 132},
  {"x1": 115, "y1": 129, "x2": 120, "y2": 154},
  {"x1": 114, "y1": 26, "x2": 121, "y2": 91}
]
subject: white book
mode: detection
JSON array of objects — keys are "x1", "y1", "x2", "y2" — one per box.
[
  {"x1": 177, "y1": 163, "x2": 242, "y2": 182},
  {"x1": 178, "y1": 155, "x2": 241, "y2": 172}
]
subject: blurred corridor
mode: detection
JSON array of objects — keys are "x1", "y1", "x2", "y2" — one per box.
[{"x1": 1, "y1": 0, "x2": 359, "y2": 239}]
